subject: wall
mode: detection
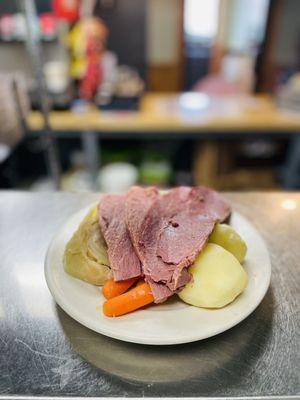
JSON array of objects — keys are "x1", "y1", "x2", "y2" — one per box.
[
  {"x1": 274, "y1": 0, "x2": 300, "y2": 67},
  {"x1": 146, "y1": 0, "x2": 183, "y2": 91},
  {"x1": 146, "y1": 0, "x2": 181, "y2": 65},
  {"x1": 95, "y1": 0, "x2": 147, "y2": 79}
]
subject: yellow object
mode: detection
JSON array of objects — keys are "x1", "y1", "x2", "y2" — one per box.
[
  {"x1": 178, "y1": 243, "x2": 248, "y2": 308},
  {"x1": 63, "y1": 207, "x2": 111, "y2": 285},
  {"x1": 209, "y1": 223, "x2": 247, "y2": 263},
  {"x1": 67, "y1": 21, "x2": 87, "y2": 79}
]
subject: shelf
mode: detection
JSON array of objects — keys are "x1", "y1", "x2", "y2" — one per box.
[{"x1": 0, "y1": 37, "x2": 58, "y2": 44}]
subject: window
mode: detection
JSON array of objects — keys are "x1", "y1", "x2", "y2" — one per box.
[{"x1": 184, "y1": 0, "x2": 219, "y2": 41}]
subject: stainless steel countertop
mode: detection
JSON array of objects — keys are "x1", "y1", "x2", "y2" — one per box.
[{"x1": 0, "y1": 191, "x2": 299, "y2": 399}]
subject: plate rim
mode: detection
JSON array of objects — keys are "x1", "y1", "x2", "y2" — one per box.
[{"x1": 45, "y1": 204, "x2": 271, "y2": 345}]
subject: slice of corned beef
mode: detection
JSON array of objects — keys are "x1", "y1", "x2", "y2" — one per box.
[
  {"x1": 125, "y1": 187, "x2": 175, "y2": 302},
  {"x1": 146, "y1": 279, "x2": 173, "y2": 303},
  {"x1": 125, "y1": 186, "x2": 172, "y2": 284},
  {"x1": 157, "y1": 186, "x2": 231, "y2": 267},
  {"x1": 125, "y1": 187, "x2": 192, "y2": 302},
  {"x1": 125, "y1": 186, "x2": 159, "y2": 253},
  {"x1": 125, "y1": 186, "x2": 230, "y2": 302},
  {"x1": 98, "y1": 194, "x2": 141, "y2": 281}
]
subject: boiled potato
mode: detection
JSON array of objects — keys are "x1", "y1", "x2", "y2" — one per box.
[
  {"x1": 178, "y1": 243, "x2": 247, "y2": 308},
  {"x1": 209, "y1": 223, "x2": 247, "y2": 263}
]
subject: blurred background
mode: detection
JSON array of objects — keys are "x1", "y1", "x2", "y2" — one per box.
[{"x1": 1, "y1": 0, "x2": 300, "y2": 192}]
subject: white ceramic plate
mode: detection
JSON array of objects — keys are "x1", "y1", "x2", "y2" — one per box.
[{"x1": 45, "y1": 204, "x2": 271, "y2": 345}]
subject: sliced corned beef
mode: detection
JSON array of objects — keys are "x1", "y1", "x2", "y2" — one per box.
[
  {"x1": 125, "y1": 186, "x2": 230, "y2": 302},
  {"x1": 98, "y1": 194, "x2": 141, "y2": 281},
  {"x1": 98, "y1": 186, "x2": 230, "y2": 303}
]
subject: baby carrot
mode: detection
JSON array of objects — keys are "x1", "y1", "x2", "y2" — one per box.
[
  {"x1": 103, "y1": 282, "x2": 154, "y2": 317},
  {"x1": 102, "y1": 277, "x2": 138, "y2": 300}
]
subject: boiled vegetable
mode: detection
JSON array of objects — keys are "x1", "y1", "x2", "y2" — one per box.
[
  {"x1": 209, "y1": 223, "x2": 247, "y2": 263},
  {"x1": 178, "y1": 243, "x2": 247, "y2": 308},
  {"x1": 64, "y1": 207, "x2": 111, "y2": 285},
  {"x1": 102, "y1": 277, "x2": 138, "y2": 299},
  {"x1": 103, "y1": 282, "x2": 154, "y2": 317}
]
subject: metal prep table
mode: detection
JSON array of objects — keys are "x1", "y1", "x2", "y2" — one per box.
[{"x1": 0, "y1": 191, "x2": 299, "y2": 399}]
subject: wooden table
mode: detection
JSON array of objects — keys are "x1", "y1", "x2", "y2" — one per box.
[
  {"x1": 0, "y1": 191, "x2": 299, "y2": 399},
  {"x1": 27, "y1": 93, "x2": 300, "y2": 188},
  {"x1": 28, "y1": 93, "x2": 300, "y2": 135}
]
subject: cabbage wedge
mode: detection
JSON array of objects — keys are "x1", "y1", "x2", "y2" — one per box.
[{"x1": 63, "y1": 207, "x2": 111, "y2": 285}]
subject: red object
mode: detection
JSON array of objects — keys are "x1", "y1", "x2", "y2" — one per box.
[
  {"x1": 40, "y1": 13, "x2": 57, "y2": 38},
  {"x1": 193, "y1": 75, "x2": 239, "y2": 96},
  {"x1": 79, "y1": 36, "x2": 103, "y2": 100},
  {"x1": 0, "y1": 14, "x2": 14, "y2": 39},
  {"x1": 52, "y1": 0, "x2": 79, "y2": 22},
  {"x1": 80, "y1": 62, "x2": 102, "y2": 100}
]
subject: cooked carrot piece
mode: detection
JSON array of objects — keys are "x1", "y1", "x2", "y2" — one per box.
[
  {"x1": 103, "y1": 282, "x2": 154, "y2": 317},
  {"x1": 102, "y1": 277, "x2": 138, "y2": 300}
]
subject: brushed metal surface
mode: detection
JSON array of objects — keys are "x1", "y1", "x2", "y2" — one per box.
[{"x1": 0, "y1": 191, "x2": 299, "y2": 398}]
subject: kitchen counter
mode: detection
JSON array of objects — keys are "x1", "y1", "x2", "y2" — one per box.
[
  {"x1": 27, "y1": 94, "x2": 300, "y2": 136},
  {"x1": 0, "y1": 191, "x2": 299, "y2": 399}
]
